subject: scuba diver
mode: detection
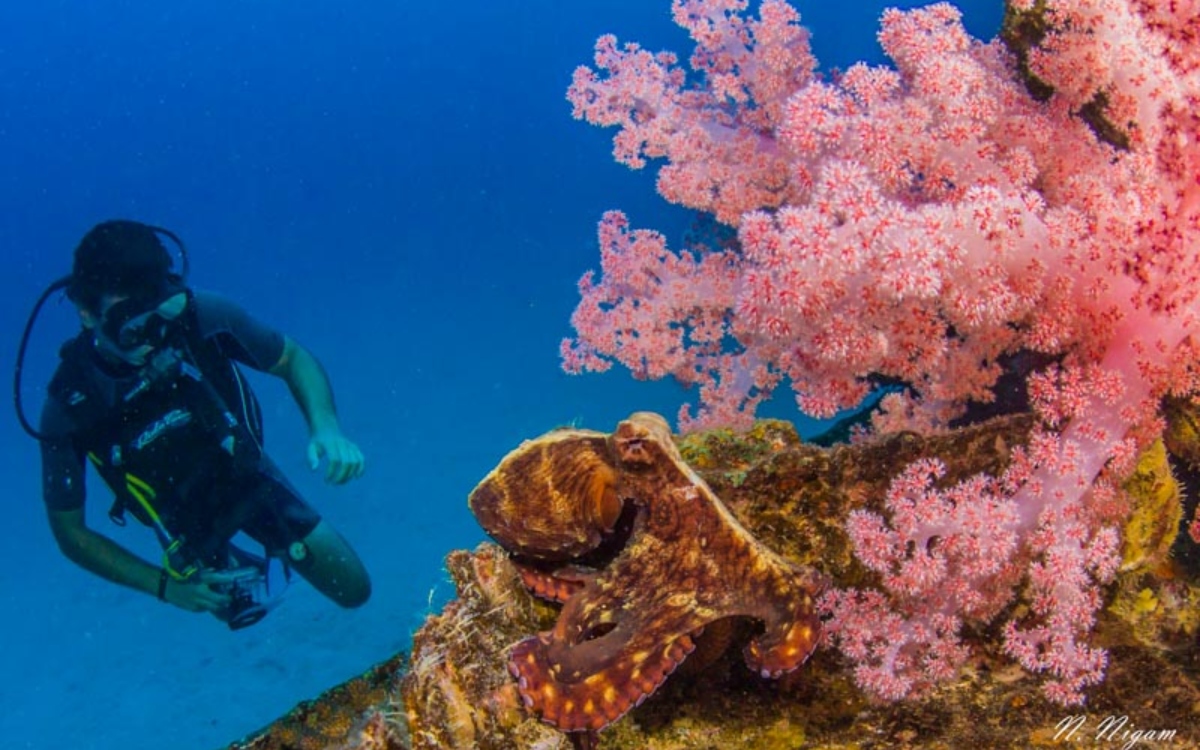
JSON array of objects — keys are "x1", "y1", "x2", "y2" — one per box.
[{"x1": 15, "y1": 220, "x2": 371, "y2": 629}]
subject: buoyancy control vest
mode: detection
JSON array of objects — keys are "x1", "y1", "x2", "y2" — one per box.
[{"x1": 47, "y1": 294, "x2": 265, "y2": 530}]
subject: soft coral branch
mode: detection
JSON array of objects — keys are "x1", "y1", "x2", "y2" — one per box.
[{"x1": 564, "y1": 0, "x2": 1200, "y2": 704}]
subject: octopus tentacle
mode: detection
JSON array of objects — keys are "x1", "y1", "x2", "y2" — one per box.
[
  {"x1": 511, "y1": 630, "x2": 697, "y2": 732},
  {"x1": 514, "y1": 563, "x2": 595, "y2": 605}
]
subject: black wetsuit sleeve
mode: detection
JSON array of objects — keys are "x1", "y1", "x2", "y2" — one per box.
[
  {"x1": 191, "y1": 291, "x2": 286, "y2": 372},
  {"x1": 39, "y1": 398, "x2": 86, "y2": 512}
]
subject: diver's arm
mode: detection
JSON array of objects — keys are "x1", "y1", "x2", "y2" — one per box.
[
  {"x1": 269, "y1": 335, "x2": 365, "y2": 483},
  {"x1": 40, "y1": 429, "x2": 161, "y2": 594},
  {"x1": 47, "y1": 508, "x2": 162, "y2": 595},
  {"x1": 269, "y1": 335, "x2": 341, "y2": 435},
  {"x1": 199, "y1": 292, "x2": 363, "y2": 482},
  {"x1": 47, "y1": 509, "x2": 231, "y2": 612}
]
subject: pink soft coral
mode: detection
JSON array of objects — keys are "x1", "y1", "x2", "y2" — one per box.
[
  {"x1": 565, "y1": 0, "x2": 1200, "y2": 431},
  {"x1": 563, "y1": 0, "x2": 1200, "y2": 704}
]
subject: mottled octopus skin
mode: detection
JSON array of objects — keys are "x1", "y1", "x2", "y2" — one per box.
[
  {"x1": 468, "y1": 412, "x2": 823, "y2": 734},
  {"x1": 470, "y1": 429, "x2": 622, "y2": 562}
]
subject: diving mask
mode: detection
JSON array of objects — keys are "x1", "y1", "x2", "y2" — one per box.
[{"x1": 98, "y1": 290, "x2": 189, "y2": 354}]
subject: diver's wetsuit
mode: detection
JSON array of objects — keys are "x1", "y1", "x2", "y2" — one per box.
[{"x1": 39, "y1": 291, "x2": 321, "y2": 566}]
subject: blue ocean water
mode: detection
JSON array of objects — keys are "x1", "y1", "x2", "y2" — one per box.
[{"x1": 0, "y1": 1, "x2": 1000, "y2": 748}]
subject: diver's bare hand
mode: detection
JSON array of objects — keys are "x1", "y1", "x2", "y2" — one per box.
[
  {"x1": 162, "y1": 572, "x2": 234, "y2": 613},
  {"x1": 307, "y1": 429, "x2": 366, "y2": 484}
]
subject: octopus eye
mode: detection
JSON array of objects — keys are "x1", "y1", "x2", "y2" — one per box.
[{"x1": 581, "y1": 622, "x2": 616, "y2": 642}]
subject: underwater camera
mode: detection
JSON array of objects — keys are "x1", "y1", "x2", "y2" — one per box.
[{"x1": 210, "y1": 547, "x2": 290, "y2": 630}]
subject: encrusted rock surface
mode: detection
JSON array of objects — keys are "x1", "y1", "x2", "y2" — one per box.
[{"x1": 229, "y1": 414, "x2": 1200, "y2": 749}]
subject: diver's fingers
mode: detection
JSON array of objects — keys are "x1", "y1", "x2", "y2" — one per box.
[
  {"x1": 342, "y1": 448, "x2": 365, "y2": 483},
  {"x1": 167, "y1": 578, "x2": 232, "y2": 612},
  {"x1": 352, "y1": 446, "x2": 366, "y2": 479},
  {"x1": 195, "y1": 587, "x2": 233, "y2": 613},
  {"x1": 325, "y1": 443, "x2": 345, "y2": 483},
  {"x1": 328, "y1": 441, "x2": 359, "y2": 484},
  {"x1": 332, "y1": 443, "x2": 364, "y2": 484},
  {"x1": 343, "y1": 447, "x2": 363, "y2": 483}
]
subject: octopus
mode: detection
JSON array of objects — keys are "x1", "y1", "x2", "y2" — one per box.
[{"x1": 468, "y1": 411, "x2": 823, "y2": 740}]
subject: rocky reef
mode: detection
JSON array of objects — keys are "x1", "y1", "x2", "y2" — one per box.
[{"x1": 228, "y1": 413, "x2": 1200, "y2": 749}]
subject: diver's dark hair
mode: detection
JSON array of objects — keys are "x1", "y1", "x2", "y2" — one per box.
[{"x1": 66, "y1": 220, "x2": 175, "y2": 312}]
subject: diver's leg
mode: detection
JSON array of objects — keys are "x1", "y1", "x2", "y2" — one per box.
[
  {"x1": 290, "y1": 520, "x2": 372, "y2": 608},
  {"x1": 238, "y1": 461, "x2": 372, "y2": 609}
]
